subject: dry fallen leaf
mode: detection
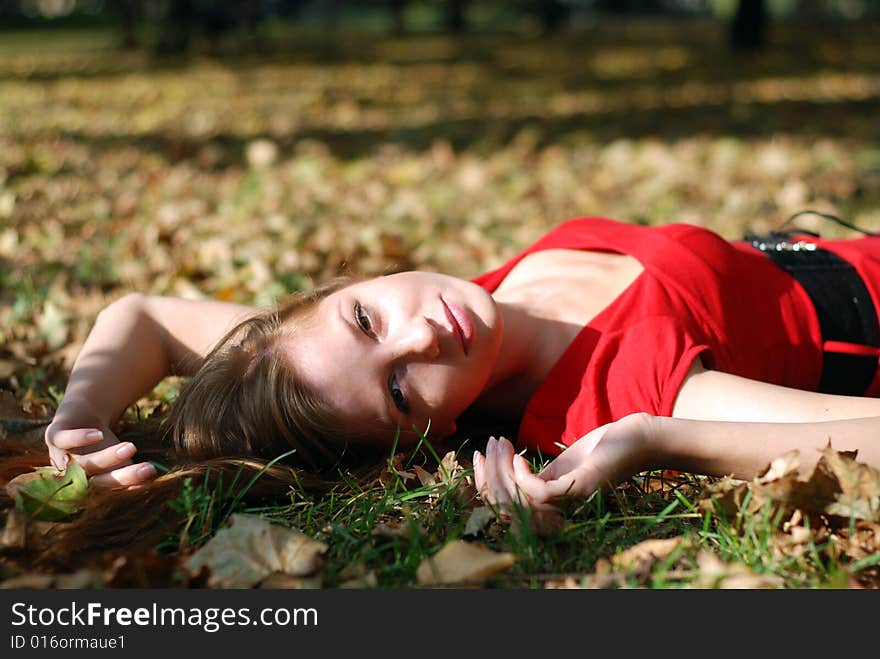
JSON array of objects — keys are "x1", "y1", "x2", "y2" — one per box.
[
  {"x1": 611, "y1": 537, "x2": 684, "y2": 570},
  {"x1": 184, "y1": 514, "x2": 327, "y2": 588},
  {"x1": 0, "y1": 573, "x2": 56, "y2": 589},
  {"x1": 371, "y1": 521, "x2": 410, "y2": 539},
  {"x1": 691, "y1": 551, "x2": 783, "y2": 589},
  {"x1": 378, "y1": 453, "x2": 417, "y2": 486},
  {"x1": 756, "y1": 449, "x2": 801, "y2": 484},
  {"x1": 336, "y1": 562, "x2": 378, "y2": 589},
  {"x1": 463, "y1": 506, "x2": 496, "y2": 536},
  {"x1": 436, "y1": 451, "x2": 461, "y2": 481},
  {"x1": 700, "y1": 445, "x2": 880, "y2": 524},
  {"x1": 416, "y1": 540, "x2": 516, "y2": 586},
  {"x1": 1, "y1": 508, "x2": 27, "y2": 550},
  {"x1": 413, "y1": 465, "x2": 436, "y2": 488},
  {"x1": 259, "y1": 572, "x2": 323, "y2": 589},
  {"x1": 816, "y1": 445, "x2": 880, "y2": 520}
]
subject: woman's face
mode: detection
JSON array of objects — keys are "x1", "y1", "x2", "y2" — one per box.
[{"x1": 285, "y1": 271, "x2": 503, "y2": 447}]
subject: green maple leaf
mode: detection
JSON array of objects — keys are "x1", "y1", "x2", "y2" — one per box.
[{"x1": 10, "y1": 461, "x2": 88, "y2": 521}]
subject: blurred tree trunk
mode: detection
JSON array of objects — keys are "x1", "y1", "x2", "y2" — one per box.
[
  {"x1": 240, "y1": 0, "x2": 263, "y2": 51},
  {"x1": 446, "y1": 0, "x2": 467, "y2": 33},
  {"x1": 322, "y1": 0, "x2": 343, "y2": 31},
  {"x1": 534, "y1": 0, "x2": 571, "y2": 33},
  {"x1": 390, "y1": 0, "x2": 408, "y2": 35},
  {"x1": 117, "y1": 0, "x2": 140, "y2": 49},
  {"x1": 156, "y1": 0, "x2": 195, "y2": 54},
  {"x1": 730, "y1": 0, "x2": 767, "y2": 51}
]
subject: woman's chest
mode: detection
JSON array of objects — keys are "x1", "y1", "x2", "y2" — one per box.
[{"x1": 493, "y1": 248, "x2": 646, "y2": 328}]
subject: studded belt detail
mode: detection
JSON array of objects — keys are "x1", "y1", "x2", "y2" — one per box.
[{"x1": 751, "y1": 237, "x2": 880, "y2": 396}]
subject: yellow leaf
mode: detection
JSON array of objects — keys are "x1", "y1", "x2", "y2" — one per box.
[
  {"x1": 611, "y1": 537, "x2": 684, "y2": 570},
  {"x1": 416, "y1": 540, "x2": 516, "y2": 586}
]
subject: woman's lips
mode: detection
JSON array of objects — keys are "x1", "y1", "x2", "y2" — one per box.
[{"x1": 441, "y1": 297, "x2": 473, "y2": 356}]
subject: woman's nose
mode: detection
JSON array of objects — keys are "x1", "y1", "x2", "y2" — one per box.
[{"x1": 391, "y1": 318, "x2": 440, "y2": 361}]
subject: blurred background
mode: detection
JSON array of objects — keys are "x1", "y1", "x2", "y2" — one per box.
[{"x1": 1, "y1": 0, "x2": 879, "y2": 403}]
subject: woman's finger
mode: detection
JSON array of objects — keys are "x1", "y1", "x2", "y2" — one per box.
[
  {"x1": 46, "y1": 444, "x2": 69, "y2": 471},
  {"x1": 482, "y1": 438, "x2": 507, "y2": 503},
  {"x1": 89, "y1": 462, "x2": 157, "y2": 489},
  {"x1": 542, "y1": 474, "x2": 586, "y2": 499},
  {"x1": 511, "y1": 454, "x2": 559, "y2": 508},
  {"x1": 483, "y1": 437, "x2": 524, "y2": 507},
  {"x1": 494, "y1": 438, "x2": 521, "y2": 502},
  {"x1": 49, "y1": 428, "x2": 106, "y2": 450},
  {"x1": 472, "y1": 451, "x2": 485, "y2": 494},
  {"x1": 69, "y1": 442, "x2": 136, "y2": 476},
  {"x1": 538, "y1": 425, "x2": 609, "y2": 482}
]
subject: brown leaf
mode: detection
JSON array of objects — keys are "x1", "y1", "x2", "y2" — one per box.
[
  {"x1": 413, "y1": 464, "x2": 436, "y2": 488},
  {"x1": 336, "y1": 562, "x2": 378, "y2": 589},
  {"x1": 437, "y1": 450, "x2": 461, "y2": 481},
  {"x1": 543, "y1": 576, "x2": 590, "y2": 589},
  {"x1": 815, "y1": 445, "x2": 880, "y2": 520},
  {"x1": 1, "y1": 509, "x2": 27, "y2": 550},
  {"x1": 416, "y1": 540, "x2": 516, "y2": 586},
  {"x1": 0, "y1": 359, "x2": 23, "y2": 380},
  {"x1": 463, "y1": 506, "x2": 495, "y2": 536},
  {"x1": 700, "y1": 446, "x2": 880, "y2": 526},
  {"x1": 337, "y1": 572, "x2": 378, "y2": 589},
  {"x1": 691, "y1": 551, "x2": 783, "y2": 589},
  {"x1": 378, "y1": 453, "x2": 417, "y2": 486},
  {"x1": 54, "y1": 569, "x2": 101, "y2": 589},
  {"x1": 371, "y1": 521, "x2": 410, "y2": 539},
  {"x1": 259, "y1": 572, "x2": 322, "y2": 589},
  {"x1": 611, "y1": 537, "x2": 684, "y2": 570},
  {"x1": 0, "y1": 508, "x2": 28, "y2": 549},
  {"x1": 184, "y1": 514, "x2": 327, "y2": 588},
  {"x1": 756, "y1": 449, "x2": 801, "y2": 484},
  {"x1": 0, "y1": 573, "x2": 55, "y2": 589}
]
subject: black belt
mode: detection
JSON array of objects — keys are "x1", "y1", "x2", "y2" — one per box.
[{"x1": 751, "y1": 237, "x2": 880, "y2": 395}]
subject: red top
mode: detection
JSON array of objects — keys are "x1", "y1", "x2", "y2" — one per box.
[{"x1": 470, "y1": 216, "x2": 880, "y2": 456}]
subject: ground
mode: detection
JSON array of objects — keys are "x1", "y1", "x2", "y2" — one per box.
[{"x1": 1, "y1": 19, "x2": 879, "y2": 588}]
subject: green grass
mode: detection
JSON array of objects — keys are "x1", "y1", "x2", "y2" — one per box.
[{"x1": 142, "y1": 434, "x2": 870, "y2": 588}]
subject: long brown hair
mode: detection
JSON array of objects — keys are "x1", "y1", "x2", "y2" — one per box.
[{"x1": 0, "y1": 275, "x2": 400, "y2": 568}]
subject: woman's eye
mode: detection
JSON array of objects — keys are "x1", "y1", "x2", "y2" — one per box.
[
  {"x1": 389, "y1": 373, "x2": 410, "y2": 414},
  {"x1": 355, "y1": 300, "x2": 407, "y2": 415},
  {"x1": 354, "y1": 302, "x2": 372, "y2": 334}
]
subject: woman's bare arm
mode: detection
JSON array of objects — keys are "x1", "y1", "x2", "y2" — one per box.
[
  {"x1": 672, "y1": 358, "x2": 880, "y2": 423},
  {"x1": 475, "y1": 359, "x2": 880, "y2": 509},
  {"x1": 653, "y1": 414, "x2": 880, "y2": 479},
  {"x1": 47, "y1": 293, "x2": 258, "y2": 483}
]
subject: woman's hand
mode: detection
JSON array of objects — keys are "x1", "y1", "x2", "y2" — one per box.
[
  {"x1": 45, "y1": 421, "x2": 157, "y2": 489},
  {"x1": 472, "y1": 412, "x2": 655, "y2": 512}
]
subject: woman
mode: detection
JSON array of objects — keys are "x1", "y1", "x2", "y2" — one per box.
[{"x1": 42, "y1": 214, "x2": 880, "y2": 515}]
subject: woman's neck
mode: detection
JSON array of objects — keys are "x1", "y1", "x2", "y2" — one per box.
[{"x1": 469, "y1": 299, "x2": 567, "y2": 421}]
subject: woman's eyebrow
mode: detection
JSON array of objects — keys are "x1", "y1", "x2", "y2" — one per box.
[{"x1": 336, "y1": 297, "x2": 398, "y2": 426}]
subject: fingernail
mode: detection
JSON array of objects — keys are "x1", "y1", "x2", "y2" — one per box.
[
  {"x1": 115, "y1": 443, "x2": 136, "y2": 459},
  {"x1": 136, "y1": 463, "x2": 156, "y2": 479},
  {"x1": 86, "y1": 430, "x2": 103, "y2": 441}
]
